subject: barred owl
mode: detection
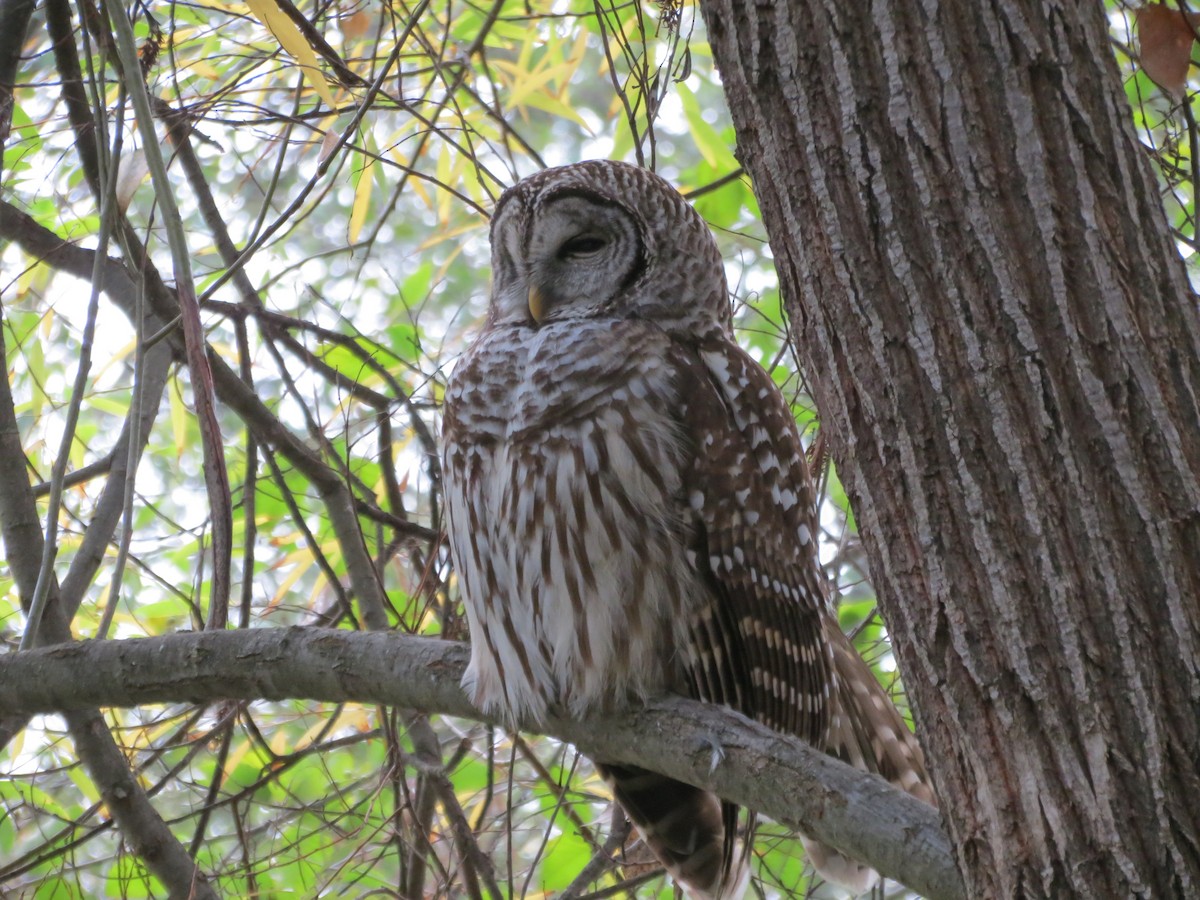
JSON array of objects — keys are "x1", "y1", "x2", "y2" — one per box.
[{"x1": 442, "y1": 160, "x2": 933, "y2": 898}]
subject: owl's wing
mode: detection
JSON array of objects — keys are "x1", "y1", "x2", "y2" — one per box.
[
  {"x1": 655, "y1": 336, "x2": 830, "y2": 897},
  {"x1": 825, "y1": 619, "x2": 935, "y2": 804},
  {"x1": 672, "y1": 335, "x2": 934, "y2": 894},
  {"x1": 674, "y1": 336, "x2": 833, "y2": 745}
]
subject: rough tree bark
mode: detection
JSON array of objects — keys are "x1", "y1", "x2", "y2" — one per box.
[{"x1": 699, "y1": 0, "x2": 1200, "y2": 897}]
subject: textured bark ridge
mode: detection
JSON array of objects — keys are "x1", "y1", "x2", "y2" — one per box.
[{"x1": 699, "y1": 0, "x2": 1200, "y2": 896}]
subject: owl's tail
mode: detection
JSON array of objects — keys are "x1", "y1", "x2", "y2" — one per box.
[
  {"x1": 807, "y1": 618, "x2": 937, "y2": 892},
  {"x1": 597, "y1": 762, "x2": 750, "y2": 899},
  {"x1": 594, "y1": 626, "x2": 934, "y2": 896}
]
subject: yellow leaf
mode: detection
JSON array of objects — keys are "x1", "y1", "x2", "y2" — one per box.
[
  {"x1": 293, "y1": 711, "x2": 343, "y2": 753},
  {"x1": 349, "y1": 145, "x2": 375, "y2": 244},
  {"x1": 243, "y1": 0, "x2": 336, "y2": 109},
  {"x1": 416, "y1": 220, "x2": 482, "y2": 251},
  {"x1": 269, "y1": 546, "x2": 316, "y2": 609},
  {"x1": 7, "y1": 724, "x2": 23, "y2": 760},
  {"x1": 436, "y1": 145, "x2": 456, "y2": 224},
  {"x1": 409, "y1": 177, "x2": 432, "y2": 211},
  {"x1": 492, "y1": 59, "x2": 559, "y2": 107},
  {"x1": 223, "y1": 733, "x2": 255, "y2": 777},
  {"x1": 183, "y1": 58, "x2": 222, "y2": 81},
  {"x1": 518, "y1": 91, "x2": 592, "y2": 130},
  {"x1": 567, "y1": 29, "x2": 589, "y2": 69},
  {"x1": 514, "y1": 25, "x2": 535, "y2": 75},
  {"x1": 66, "y1": 764, "x2": 103, "y2": 803},
  {"x1": 390, "y1": 140, "x2": 433, "y2": 208},
  {"x1": 169, "y1": 374, "x2": 188, "y2": 460}
]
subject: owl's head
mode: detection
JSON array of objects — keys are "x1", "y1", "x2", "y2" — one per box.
[{"x1": 488, "y1": 161, "x2": 732, "y2": 336}]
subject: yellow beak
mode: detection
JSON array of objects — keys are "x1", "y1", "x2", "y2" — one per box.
[{"x1": 528, "y1": 286, "x2": 547, "y2": 324}]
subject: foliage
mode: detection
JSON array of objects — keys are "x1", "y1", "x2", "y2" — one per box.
[
  {"x1": 12, "y1": 0, "x2": 1190, "y2": 897},
  {"x1": 1114, "y1": 1, "x2": 1200, "y2": 273}
]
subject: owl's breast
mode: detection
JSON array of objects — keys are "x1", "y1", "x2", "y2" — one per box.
[
  {"x1": 444, "y1": 319, "x2": 704, "y2": 724},
  {"x1": 507, "y1": 321, "x2": 671, "y2": 433}
]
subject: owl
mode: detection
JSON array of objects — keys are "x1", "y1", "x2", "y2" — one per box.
[{"x1": 441, "y1": 160, "x2": 934, "y2": 898}]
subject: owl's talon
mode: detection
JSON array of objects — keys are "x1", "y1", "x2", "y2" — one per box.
[{"x1": 698, "y1": 734, "x2": 726, "y2": 774}]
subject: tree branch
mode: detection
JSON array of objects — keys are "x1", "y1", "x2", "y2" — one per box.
[
  {"x1": 0, "y1": 0, "x2": 36, "y2": 169},
  {"x1": 108, "y1": 0, "x2": 233, "y2": 631},
  {"x1": 0, "y1": 629, "x2": 963, "y2": 900},
  {"x1": 0, "y1": 198, "x2": 432, "y2": 621},
  {"x1": 0, "y1": 305, "x2": 218, "y2": 900}
]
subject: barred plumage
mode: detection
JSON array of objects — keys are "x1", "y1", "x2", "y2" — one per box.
[{"x1": 442, "y1": 160, "x2": 933, "y2": 898}]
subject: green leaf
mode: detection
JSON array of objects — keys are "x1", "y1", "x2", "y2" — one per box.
[
  {"x1": 676, "y1": 83, "x2": 738, "y2": 172},
  {"x1": 104, "y1": 856, "x2": 154, "y2": 898},
  {"x1": 539, "y1": 829, "x2": 595, "y2": 891}
]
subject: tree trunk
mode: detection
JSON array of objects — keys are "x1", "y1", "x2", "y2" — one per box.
[{"x1": 699, "y1": 0, "x2": 1200, "y2": 896}]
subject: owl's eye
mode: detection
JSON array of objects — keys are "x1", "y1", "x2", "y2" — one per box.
[{"x1": 557, "y1": 234, "x2": 607, "y2": 258}]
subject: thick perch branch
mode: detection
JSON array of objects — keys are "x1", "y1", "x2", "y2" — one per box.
[{"x1": 0, "y1": 629, "x2": 963, "y2": 899}]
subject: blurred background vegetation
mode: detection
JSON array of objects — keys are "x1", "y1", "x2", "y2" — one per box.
[{"x1": 0, "y1": 0, "x2": 1191, "y2": 896}]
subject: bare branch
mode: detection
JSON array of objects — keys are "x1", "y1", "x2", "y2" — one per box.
[
  {"x1": 0, "y1": 200, "x2": 427, "y2": 624},
  {"x1": 108, "y1": 0, "x2": 233, "y2": 631},
  {"x1": 0, "y1": 629, "x2": 963, "y2": 900},
  {"x1": 0, "y1": 0, "x2": 36, "y2": 168},
  {"x1": 0, "y1": 300, "x2": 218, "y2": 900}
]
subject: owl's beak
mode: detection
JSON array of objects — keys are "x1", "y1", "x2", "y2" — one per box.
[{"x1": 527, "y1": 285, "x2": 547, "y2": 324}]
